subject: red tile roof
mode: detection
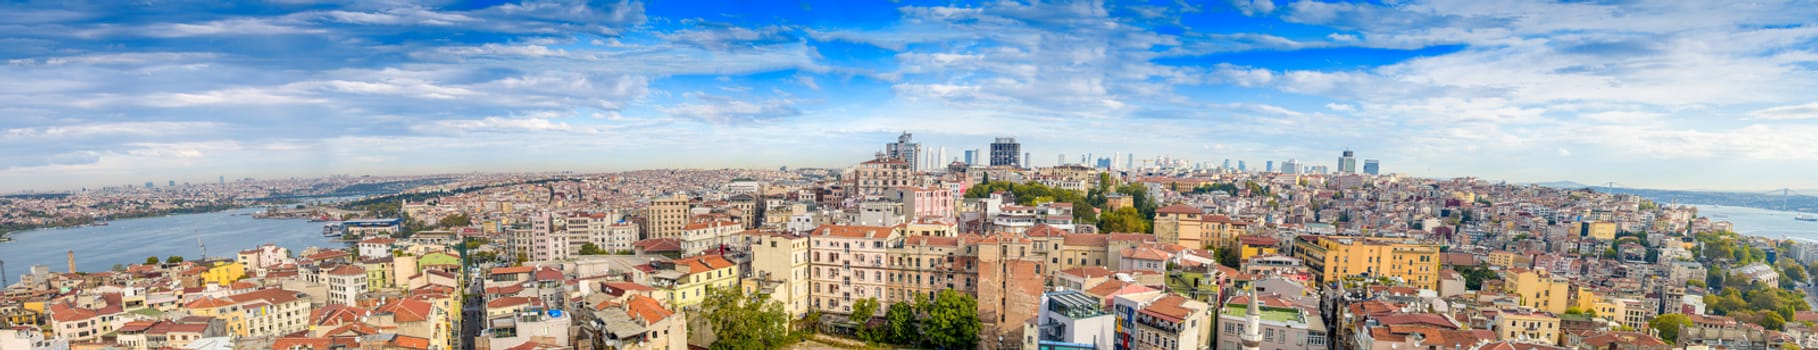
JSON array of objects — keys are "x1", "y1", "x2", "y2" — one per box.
[
  {"x1": 1156, "y1": 204, "x2": 1201, "y2": 215},
  {"x1": 632, "y1": 238, "x2": 683, "y2": 252},
  {"x1": 810, "y1": 224, "x2": 897, "y2": 239},
  {"x1": 376, "y1": 299, "x2": 434, "y2": 323},
  {"x1": 674, "y1": 255, "x2": 736, "y2": 273},
  {"x1": 491, "y1": 266, "x2": 533, "y2": 275},
  {"x1": 325, "y1": 264, "x2": 366, "y2": 276},
  {"x1": 625, "y1": 294, "x2": 674, "y2": 324}
]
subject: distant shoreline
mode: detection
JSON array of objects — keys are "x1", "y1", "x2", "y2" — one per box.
[{"x1": 0, "y1": 203, "x2": 242, "y2": 238}]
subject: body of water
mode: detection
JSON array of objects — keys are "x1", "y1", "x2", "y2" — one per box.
[
  {"x1": 0, "y1": 207, "x2": 344, "y2": 273},
  {"x1": 1694, "y1": 204, "x2": 1818, "y2": 240}
]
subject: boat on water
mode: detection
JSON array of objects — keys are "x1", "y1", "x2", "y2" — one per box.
[
  {"x1": 1798, "y1": 214, "x2": 1817, "y2": 222},
  {"x1": 322, "y1": 222, "x2": 344, "y2": 237}
]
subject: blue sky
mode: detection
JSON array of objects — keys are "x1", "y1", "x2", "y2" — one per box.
[{"x1": 4, "y1": 0, "x2": 1818, "y2": 192}]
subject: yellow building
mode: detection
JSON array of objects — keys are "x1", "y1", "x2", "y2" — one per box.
[
  {"x1": 1493, "y1": 309, "x2": 1561, "y2": 345},
  {"x1": 1507, "y1": 268, "x2": 1570, "y2": 314},
  {"x1": 1487, "y1": 250, "x2": 1525, "y2": 269},
  {"x1": 201, "y1": 261, "x2": 246, "y2": 286},
  {"x1": 1580, "y1": 221, "x2": 1617, "y2": 240},
  {"x1": 362, "y1": 259, "x2": 393, "y2": 292},
  {"x1": 653, "y1": 254, "x2": 739, "y2": 310},
  {"x1": 1238, "y1": 236, "x2": 1280, "y2": 261},
  {"x1": 1293, "y1": 236, "x2": 1441, "y2": 289}
]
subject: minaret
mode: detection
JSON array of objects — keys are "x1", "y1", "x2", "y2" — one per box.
[{"x1": 1241, "y1": 283, "x2": 1263, "y2": 350}]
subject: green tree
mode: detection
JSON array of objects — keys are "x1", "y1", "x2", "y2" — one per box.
[
  {"x1": 166, "y1": 256, "x2": 184, "y2": 263},
  {"x1": 579, "y1": 243, "x2": 608, "y2": 255},
  {"x1": 850, "y1": 297, "x2": 881, "y2": 342},
  {"x1": 438, "y1": 213, "x2": 472, "y2": 228},
  {"x1": 850, "y1": 297, "x2": 880, "y2": 323},
  {"x1": 1098, "y1": 207, "x2": 1151, "y2": 233},
  {"x1": 1216, "y1": 246, "x2": 1242, "y2": 268},
  {"x1": 699, "y1": 287, "x2": 791, "y2": 350},
  {"x1": 1784, "y1": 264, "x2": 1809, "y2": 283},
  {"x1": 1453, "y1": 265, "x2": 1498, "y2": 290},
  {"x1": 885, "y1": 299, "x2": 919, "y2": 345},
  {"x1": 1764, "y1": 311, "x2": 1788, "y2": 331},
  {"x1": 925, "y1": 290, "x2": 981, "y2": 349},
  {"x1": 145, "y1": 256, "x2": 160, "y2": 265},
  {"x1": 1651, "y1": 313, "x2": 1691, "y2": 344}
]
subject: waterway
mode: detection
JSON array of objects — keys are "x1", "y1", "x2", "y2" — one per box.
[
  {"x1": 1693, "y1": 204, "x2": 1818, "y2": 240},
  {"x1": 0, "y1": 207, "x2": 343, "y2": 274}
]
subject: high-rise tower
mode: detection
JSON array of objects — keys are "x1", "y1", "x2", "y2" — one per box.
[
  {"x1": 1339, "y1": 149, "x2": 1357, "y2": 174},
  {"x1": 989, "y1": 137, "x2": 1021, "y2": 168},
  {"x1": 885, "y1": 132, "x2": 921, "y2": 171}
]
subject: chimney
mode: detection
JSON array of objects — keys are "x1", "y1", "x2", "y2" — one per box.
[{"x1": 67, "y1": 250, "x2": 75, "y2": 273}]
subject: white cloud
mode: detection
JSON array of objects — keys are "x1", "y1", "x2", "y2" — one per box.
[
  {"x1": 1231, "y1": 0, "x2": 1276, "y2": 16},
  {"x1": 1750, "y1": 102, "x2": 1818, "y2": 120},
  {"x1": 5, "y1": 121, "x2": 219, "y2": 139},
  {"x1": 660, "y1": 93, "x2": 801, "y2": 125}
]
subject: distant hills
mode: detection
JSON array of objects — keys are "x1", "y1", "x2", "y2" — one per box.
[{"x1": 1533, "y1": 181, "x2": 1817, "y2": 213}]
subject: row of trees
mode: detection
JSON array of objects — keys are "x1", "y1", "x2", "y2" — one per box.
[
  {"x1": 849, "y1": 290, "x2": 982, "y2": 349},
  {"x1": 696, "y1": 287, "x2": 982, "y2": 350},
  {"x1": 962, "y1": 173, "x2": 1172, "y2": 234},
  {"x1": 143, "y1": 256, "x2": 184, "y2": 265},
  {"x1": 964, "y1": 180, "x2": 1097, "y2": 226}
]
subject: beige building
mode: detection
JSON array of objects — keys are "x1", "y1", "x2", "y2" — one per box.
[
  {"x1": 745, "y1": 231, "x2": 812, "y2": 318},
  {"x1": 1492, "y1": 309, "x2": 1561, "y2": 345},
  {"x1": 679, "y1": 220, "x2": 743, "y2": 256},
  {"x1": 849, "y1": 155, "x2": 918, "y2": 199},
  {"x1": 887, "y1": 235, "x2": 976, "y2": 304},
  {"x1": 1154, "y1": 204, "x2": 1251, "y2": 249},
  {"x1": 645, "y1": 194, "x2": 691, "y2": 239}
]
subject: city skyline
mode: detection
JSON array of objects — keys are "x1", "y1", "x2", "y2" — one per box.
[{"x1": 6, "y1": 0, "x2": 1818, "y2": 192}]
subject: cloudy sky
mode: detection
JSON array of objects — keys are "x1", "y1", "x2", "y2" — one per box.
[{"x1": 3, "y1": 0, "x2": 1817, "y2": 192}]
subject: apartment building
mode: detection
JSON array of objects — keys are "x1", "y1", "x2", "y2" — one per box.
[
  {"x1": 1292, "y1": 236, "x2": 1441, "y2": 289},
  {"x1": 745, "y1": 231, "x2": 812, "y2": 318},
  {"x1": 645, "y1": 194, "x2": 691, "y2": 239},
  {"x1": 809, "y1": 224, "x2": 903, "y2": 315},
  {"x1": 1155, "y1": 204, "x2": 1251, "y2": 250},
  {"x1": 679, "y1": 220, "x2": 742, "y2": 256},
  {"x1": 651, "y1": 255, "x2": 739, "y2": 310}
]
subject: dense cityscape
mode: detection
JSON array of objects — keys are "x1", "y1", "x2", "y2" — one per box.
[
  {"x1": 7, "y1": 0, "x2": 1818, "y2": 349},
  {"x1": 4, "y1": 132, "x2": 1817, "y2": 350}
]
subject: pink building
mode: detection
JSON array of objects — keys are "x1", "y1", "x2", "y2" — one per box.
[
  {"x1": 889, "y1": 186, "x2": 955, "y2": 219},
  {"x1": 808, "y1": 224, "x2": 903, "y2": 315}
]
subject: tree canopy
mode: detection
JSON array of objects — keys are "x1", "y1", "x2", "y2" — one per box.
[
  {"x1": 438, "y1": 213, "x2": 472, "y2": 228},
  {"x1": 699, "y1": 286, "x2": 792, "y2": 350},
  {"x1": 578, "y1": 243, "x2": 608, "y2": 255},
  {"x1": 1650, "y1": 313, "x2": 1690, "y2": 344},
  {"x1": 925, "y1": 290, "x2": 981, "y2": 349}
]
